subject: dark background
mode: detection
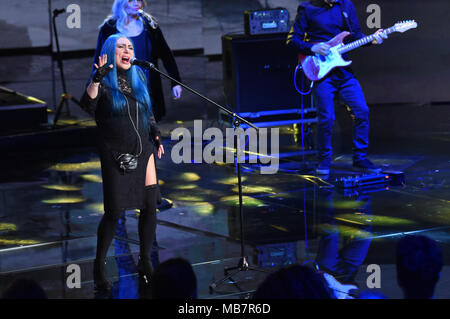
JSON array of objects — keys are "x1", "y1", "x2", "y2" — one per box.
[
  {"x1": 0, "y1": 0, "x2": 448, "y2": 116},
  {"x1": 350, "y1": 0, "x2": 450, "y2": 105}
]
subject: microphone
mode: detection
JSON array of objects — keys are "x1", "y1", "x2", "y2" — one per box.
[
  {"x1": 137, "y1": 9, "x2": 150, "y2": 19},
  {"x1": 137, "y1": 9, "x2": 157, "y2": 29},
  {"x1": 130, "y1": 58, "x2": 154, "y2": 69}
]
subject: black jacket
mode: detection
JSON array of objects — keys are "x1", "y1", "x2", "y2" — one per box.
[
  {"x1": 94, "y1": 17, "x2": 181, "y2": 122},
  {"x1": 286, "y1": 0, "x2": 366, "y2": 56}
]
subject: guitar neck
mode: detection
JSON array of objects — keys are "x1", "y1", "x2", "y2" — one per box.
[{"x1": 338, "y1": 26, "x2": 396, "y2": 55}]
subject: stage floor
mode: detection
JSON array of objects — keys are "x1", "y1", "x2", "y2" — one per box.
[{"x1": 0, "y1": 125, "x2": 449, "y2": 299}]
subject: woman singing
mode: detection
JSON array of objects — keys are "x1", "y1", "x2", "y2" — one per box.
[
  {"x1": 95, "y1": 0, "x2": 182, "y2": 122},
  {"x1": 81, "y1": 34, "x2": 164, "y2": 292}
]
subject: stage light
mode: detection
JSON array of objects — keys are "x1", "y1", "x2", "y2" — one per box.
[
  {"x1": 80, "y1": 174, "x2": 103, "y2": 183},
  {"x1": 215, "y1": 176, "x2": 248, "y2": 185},
  {"x1": 336, "y1": 213, "x2": 418, "y2": 226},
  {"x1": 42, "y1": 185, "x2": 82, "y2": 191},
  {"x1": 173, "y1": 195, "x2": 205, "y2": 202},
  {"x1": 317, "y1": 224, "x2": 372, "y2": 239},
  {"x1": 180, "y1": 172, "x2": 201, "y2": 182},
  {"x1": 174, "y1": 184, "x2": 197, "y2": 190},
  {"x1": 298, "y1": 175, "x2": 333, "y2": 187},
  {"x1": 220, "y1": 195, "x2": 266, "y2": 207},
  {"x1": 87, "y1": 203, "x2": 104, "y2": 214},
  {"x1": 419, "y1": 211, "x2": 450, "y2": 225},
  {"x1": 0, "y1": 223, "x2": 17, "y2": 232},
  {"x1": 26, "y1": 96, "x2": 46, "y2": 104},
  {"x1": 54, "y1": 119, "x2": 79, "y2": 126},
  {"x1": 50, "y1": 160, "x2": 101, "y2": 172},
  {"x1": 334, "y1": 216, "x2": 368, "y2": 226},
  {"x1": 371, "y1": 215, "x2": 417, "y2": 226},
  {"x1": 192, "y1": 203, "x2": 215, "y2": 216},
  {"x1": 0, "y1": 239, "x2": 40, "y2": 245},
  {"x1": 232, "y1": 185, "x2": 274, "y2": 194},
  {"x1": 215, "y1": 162, "x2": 227, "y2": 166},
  {"x1": 77, "y1": 120, "x2": 96, "y2": 127},
  {"x1": 321, "y1": 200, "x2": 367, "y2": 209},
  {"x1": 42, "y1": 197, "x2": 86, "y2": 204},
  {"x1": 167, "y1": 192, "x2": 206, "y2": 202}
]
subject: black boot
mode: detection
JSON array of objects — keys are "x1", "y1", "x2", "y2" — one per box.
[
  {"x1": 137, "y1": 254, "x2": 153, "y2": 285},
  {"x1": 137, "y1": 184, "x2": 158, "y2": 285},
  {"x1": 93, "y1": 259, "x2": 112, "y2": 292}
]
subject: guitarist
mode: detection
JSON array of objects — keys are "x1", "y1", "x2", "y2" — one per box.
[{"x1": 287, "y1": 0, "x2": 387, "y2": 175}]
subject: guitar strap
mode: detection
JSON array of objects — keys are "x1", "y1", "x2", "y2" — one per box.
[{"x1": 337, "y1": 1, "x2": 353, "y2": 34}]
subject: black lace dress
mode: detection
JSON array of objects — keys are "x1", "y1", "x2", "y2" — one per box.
[{"x1": 80, "y1": 70, "x2": 160, "y2": 212}]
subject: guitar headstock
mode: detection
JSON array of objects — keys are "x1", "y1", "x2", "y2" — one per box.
[{"x1": 394, "y1": 20, "x2": 418, "y2": 33}]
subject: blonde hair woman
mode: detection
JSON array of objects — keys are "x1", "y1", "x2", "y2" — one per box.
[{"x1": 95, "y1": 0, "x2": 182, "y2": 122}]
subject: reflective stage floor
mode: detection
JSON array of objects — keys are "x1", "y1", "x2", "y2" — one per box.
[{"x1": 0, "y1": 123, "x2": 449, "y2": 299}]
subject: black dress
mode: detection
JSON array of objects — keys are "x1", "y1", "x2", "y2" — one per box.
[
  {"x1": 94, "y1": 16, "x2": 182, "y2": 122},
  {"x1": 80, "y1": 70, "x2": 160, "y2": 212}
]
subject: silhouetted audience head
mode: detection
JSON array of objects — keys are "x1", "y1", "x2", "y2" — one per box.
[
  {"x1": 2, "y1": 278, "x2": 47, "y2": 299},
  {"x1": 396, "y1": 235, "x2": 443, "y2": 299},
  {"x1": 253, "y1": 264, "x2": 334, "y2": 299},
  {"x1": 152, "y1": 258, "x2": 197, "y2": 299}
]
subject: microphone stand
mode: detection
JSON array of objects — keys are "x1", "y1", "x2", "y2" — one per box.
[
  {"x1": 137, "y1": 61, "x2": 271, "y2": 293},
  {"x1": 52, "y1": 94, "x2": 83, "y2": 129},
  {"x1": 136, "y1": 61, "x2": 256, "y2": 129},
  {"x1": 51, "y1": 8, "x2": 75, "y2": 127}
]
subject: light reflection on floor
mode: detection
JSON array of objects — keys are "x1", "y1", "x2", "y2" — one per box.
[{"x1": 0, "y1": 140, "x2": 449, "y2": 299}]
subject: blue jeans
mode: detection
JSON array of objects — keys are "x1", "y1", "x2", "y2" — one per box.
[
  {"x1": 315, "y1": 190, "x2": 372, "y2": 284},
  {"x1": 313, "y1": 69, "x2": 369, "y2": 162}
]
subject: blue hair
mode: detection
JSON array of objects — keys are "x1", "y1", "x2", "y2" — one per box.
[{"x1": 97, "y1": 34, "x2": 152, "y2": 122}]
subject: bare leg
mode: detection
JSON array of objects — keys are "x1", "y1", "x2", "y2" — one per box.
[{"x1": 145, "y1": 154, "x2": 157, "y2": 186}]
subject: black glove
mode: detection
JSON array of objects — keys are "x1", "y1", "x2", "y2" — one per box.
[
  {"x1": 154, "y1": 135, "x2": 162, "y2": 149},
  {"x1": 149, "y1": 114, "x2": 162, "y2": 147},
  {"x1": 92, "y1": 64, "x2": 112, "y2": 83}
]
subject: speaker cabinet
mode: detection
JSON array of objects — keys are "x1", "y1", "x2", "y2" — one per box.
[{"x1": 222, "y1": 33, "x2": 312, "y2": 116}]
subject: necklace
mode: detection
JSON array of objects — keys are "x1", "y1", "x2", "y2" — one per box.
[{"x1": 117, "y1": 71, "x2": 132, "y2": 95}]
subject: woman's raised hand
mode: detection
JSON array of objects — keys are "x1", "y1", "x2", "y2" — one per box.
[{"x1": 93, "y1": 54, "x2": 113, "y2": 83}]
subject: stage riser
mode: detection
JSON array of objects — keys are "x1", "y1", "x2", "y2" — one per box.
[
  {"x1": 0, "y1": 127, "x2": 97, "y2": 152},
  {"x1": 0, "y1": 105, "x2": 47, "y2": 131}
]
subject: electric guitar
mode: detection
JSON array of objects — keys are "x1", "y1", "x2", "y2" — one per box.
[{"x1": 298, "y1": 20, "x2": 418, "y2": 82}]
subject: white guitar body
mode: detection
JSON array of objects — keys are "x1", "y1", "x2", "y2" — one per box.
[
  {"x1": 299, "y1": 31, "x2": 353, "y2": 81},
  {"x1": 297, "y1": 21, "x2": 418, "y2": 82},
  {"x1": 311, "y1": 44, "x2": 353, "y2": 80}
]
